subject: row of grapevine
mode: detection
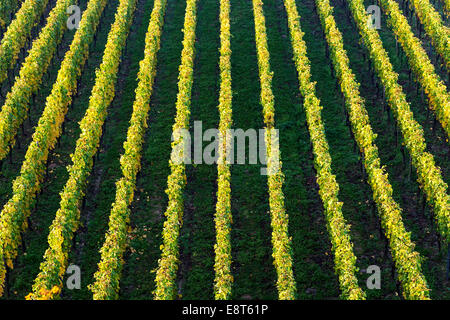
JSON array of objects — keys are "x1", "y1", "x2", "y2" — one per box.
[
  {"x1": 282, "y1": 0, "x2": 366, "y2": 300},
  {"x1": 0, "y1": 0, "x2": 50, "y2": 84},
  {"x1": 406, "y1": 0, "x2": 450, "y2": 71},
  {"x1": 441, "y1": 0, "x2": 450, "y2": 18},
  {"x1": 0, "y1": 0, "x2": 19, "y2": 29},
  {"x1": 26, "y1": 0, "x2": 136, "y2": 300},
  {"x1": 0, "y1": 0, "x2": 73, "y2": 162},
  {"x1": 251, "y1": 0, "x2": 296, "y2": 300},
  {"x1": 315, "y1": 0, "x2": 430, "y2": 299},
  {"x1": 346, "y1": 0, "x2": 450, "y2": 244},
  {"x1": 153, "y1": 0, "x2": 198, "y2": 300},
  {"x1": 378, "y1": 0, "x2": 449, "y2": 138},
  {"x1": 0, "y1": 0, "x2": 109, "y2": 297},
  {"x1": 213, "y1": 0, "x2": 233, "y2": 300},
  {"x1": 89, "y1": 0, "x2": 167, "y2": 300}
]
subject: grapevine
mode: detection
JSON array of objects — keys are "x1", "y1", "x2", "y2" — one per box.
[
  {"x1": 0, "y1": 0, "x2": 74, "y2": 161},
  {"x1": 89, "y1": 0, "x2": 167, "y2": 300},
  {"x1": 283, "y1": 0, "x2": 366, "y2": 300},
  {"x1": 0, "y1": 0, "x2": 50, "y2": 84},
  {"x1": 377, "y1": 0, "x2": 449, "y2": 138},
  {"x1": 0, "y1": 0, "x2": 109, "y2": 297},
  {"x1": 316, "y1": 0, "x2": 430, "y2": 299},
  {"x1": 346, "y1": 0, "x2": 450, "y2": 248},
  {"x1": 26, "y1": 0, "x2": 136, "y2": 300},
  {"x1": 252, "y1": 0, "x2": 296, "y2": 300},
  {"x1": 153, "y1": 0, "x2": 198, "y2": 300},
  {"x1": 213, "y1": 0, "x2": 233, "y2": 300},
  {"x1": 406, "y1": 0, "x2": 450, "y2": 71}
]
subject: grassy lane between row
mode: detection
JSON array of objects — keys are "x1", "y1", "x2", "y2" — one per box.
[
  {"x1": 180, "y1": 0, "x2": 220, "y2": 299},
  {"x1": 228, "y1": 0, "x2": 276, "y2": 300}
]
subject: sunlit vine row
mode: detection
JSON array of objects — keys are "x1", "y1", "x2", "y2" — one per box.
[
  {"x1": 213, "y1": 0, "x2": 233, "y2": 300},
  {"x1": 406, "y1": 0, "x2": 450, "y2": 71},
  {"x1": 26, "y1": 0, "x2": 136, "y2": 300},
  {"x1": 0, "y1": 0, "x2": 19, "y2": 29},
  {"x1": 441, "y1": 0, "x2": 450, "y2": 18},
  {"x1": 282, "y1": 0, "x2": 366, "y2": 300},
  {"x1": 316, "y1": 0, "x2": 430, "y2": 299},
  {"x1": 0, "y1": 0, "x2": 50, "y2": 84},
  {"x1": 89, "y1": 0, "x2": 167, "y2": 300},
  {"x1": 346, "y1": 0, "x2": 450, "y2": 245},
  {"x1": 252, "y1": 0, "x2": 296, "y2": 300},
  {"x1": 153, "y1": 0, "x2": 198, "y2": 300},
  {"x1": 0, "y1": 0, "x2": 73, "y2": 162},
  {"x1": 0, "y1": 0, "x2": 109, "y2": 297},
  {"x1": 378, "y1": 0, "x2": 449, "y2": 138}
]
